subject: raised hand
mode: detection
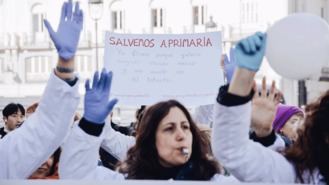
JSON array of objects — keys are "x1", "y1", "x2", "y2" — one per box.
[
  {"x1": 251, "y1": 77, "x2": 282, "y2": 137},
  {"x1": 234, "y1": 32, "x2": 266, "y2": 72},
  {"x1": 83, "y1": 69, "x2": 118, "y2": 124},
  {"x1": 44, "y1": 0, "x2": 83, "y2": 61},
  {"x1": 223, "y1": 47, "x2": 237, "y2": 83}
]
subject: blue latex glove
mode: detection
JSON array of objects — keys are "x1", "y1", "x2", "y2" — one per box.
[
  {"x1": 223, "y1": 47, "x2": 237, "y2": 83},
  {"x1": 234, "y1": 32, "x2": 266, "y2": 72},
  {"x1": 44, "y1": 0, "x2": 83, "y2": 61},
  {"x1": 83, "y1": 69, "x2": 118, "y2": 124}
]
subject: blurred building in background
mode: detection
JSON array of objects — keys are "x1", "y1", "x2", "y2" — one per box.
[{"x1": 0, "y1": 0, "x2": 328, "y2": 125}]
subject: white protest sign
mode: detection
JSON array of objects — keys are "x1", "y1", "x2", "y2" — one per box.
[{"x1": 104, "y1": 32, "x2": 224, "y2": 106}]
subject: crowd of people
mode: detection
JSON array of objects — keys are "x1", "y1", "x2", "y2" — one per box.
[{"x1": 0, "y1": 0, "x2": 328, "y2": 184}]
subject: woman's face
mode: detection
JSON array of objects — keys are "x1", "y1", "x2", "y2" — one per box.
[
  {"x1": 281, "y1": 114, "x2": 304, "y2": 141},
  {"x1": 155, "y1": 107, "x2": 193, "y2": 168}
]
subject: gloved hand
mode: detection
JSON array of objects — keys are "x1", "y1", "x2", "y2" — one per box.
[
  {"x1": 223, "y1": 47, "x2": 237, "y2": 83},
  {"x1": 83, "y1": 69, "x2": 118, "y2": 124},
  {"x1": 44, "y1": 0, "x2": 83, "y2": 61},
  {"x1": 234, "y1": 32, "x2": 266, "y2": 72}
]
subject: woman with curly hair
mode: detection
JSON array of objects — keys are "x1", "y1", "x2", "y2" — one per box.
[
  {"x1": 284, "y1": 92, "x2": 329, "y2": 183},
  {"x1": 60, "y1": 70, "x2": 235, "y2": 182},
  {"x1": 117, "y1": 100, "x2": 222, "y2": 180}
]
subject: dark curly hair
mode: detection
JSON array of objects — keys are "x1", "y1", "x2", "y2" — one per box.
[
  {"x1": 284, "y1": 90, "x2": 329, "y2": 184},
  {"x1": 118, "y1": 100, "x2": 221, "y2": 180}
]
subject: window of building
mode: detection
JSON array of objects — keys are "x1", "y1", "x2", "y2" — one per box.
[
  {"x1": 25, "y1": 56, "x2": 52, "y2": 82},
  {"x1": 75, "y1": 55, "x2": 93, "y2": 78},
  {"x1": 193, "y1": 5, "x2": 205, "y2": 25},
  {"x1": 254, "y1": 3, "x2": 258, "y2": 22},
  {"x1": 246, "y1": 3, "x2": 250, "y2": 22},
  {"x1": 241, "y1": 1, "x2": 259, "y2": 24},
  {"x1": 193, "y1": 6, "x2": 199, "y2": 25},
  {"x1": 151, "y1": 8, "x2": 163, "y2": 28},
  {"x1": 110, "y1": 1, "x2": 124, "y2": 31},
  {"x1": 150, "y1": 0, "x2": 166, "y2": 33},
  {"x1": 0, "y1": 58, "x2": 4, "y2": 73},
  {"x1": 112, "y1": 10, "x2": 123, "y2": 30},
  {"x1": 31, "y1": 4, "x2": 46, "y2": 34}
]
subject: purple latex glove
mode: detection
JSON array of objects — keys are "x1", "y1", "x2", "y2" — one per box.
[
  {"x1": 44, "y1": 0, "x2": 83, "y2": 61},
  {"x1": 83, "y1": 69, "x2": 118, "y2": 124},
  {"x1": 223, "y1": 48, "x2": 237, "y2": 83}
]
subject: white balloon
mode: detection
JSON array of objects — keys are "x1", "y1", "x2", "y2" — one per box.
[{"x1": 266, "y1": 13, "x2": 329, "y2": 80}]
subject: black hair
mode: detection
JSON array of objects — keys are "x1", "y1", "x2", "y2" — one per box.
[
  {"x1": 119, "y1": 100, "x2": 221, "y2": 180},
  {"x1": 2, "y1": 103, "x2": 25, "y2": 118}
]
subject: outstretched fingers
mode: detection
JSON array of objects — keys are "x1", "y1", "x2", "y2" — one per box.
[
  {"x1": 44, "y1": 20, "x2": 57, "y2": 42},
  {"x1": 73, "y1": 1, "x2": 82, "y2": 24},
  {"x1": 98, "y1": 68, "x2": 107, "y2": 89},
  {"x1": 78, "y1": 10, "x2": 83, "y2": 25},
  {"x1": 61, "y1": 2, "x2": 68, "y2": 21},
  {"x1": 261, "y1": 77, "x2": 267, "y2": 98},
  {"x1": 268, "y1": 80, "x2": 276, "y2": 101},
  {"x1": 85, "y1": 79, "x2": 91, "y2": 91},
  {"x1": 66, "y1": 0, "x2": 73, "y2": 21},
  {"x1": 104, "y1": 71, "x2": 113, "y2": 94},
  {"x1": 92, "y1": 71, "x2": 99, "y2": 89},
  {"x1": 274, "y1": 91, "x2": 283, "y2": 105}
]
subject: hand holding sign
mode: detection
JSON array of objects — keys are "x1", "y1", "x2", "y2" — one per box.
[{"x1": 266, "y1": 13, "x2": 329, "y2": 80}]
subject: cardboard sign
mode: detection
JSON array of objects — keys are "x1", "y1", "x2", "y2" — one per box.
[{"x1": 104, "y1": 32, "x2": 224, "y2": 106}]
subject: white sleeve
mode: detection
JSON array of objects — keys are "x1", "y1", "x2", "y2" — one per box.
[
  {"x1": 0, "y1": 71, "x2": 80, "y2": 179},
  {"x1": 100, "y1": 122, "x2": 135, "y2": 161},
  {"x1": 212, "y1": 102, "x2": 296, "y2": 183},
  {"x1": 59, "y1": 124, "x2": 125, "y2": 180}
]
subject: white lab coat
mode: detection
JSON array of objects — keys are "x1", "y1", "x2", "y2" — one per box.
[
  {"x1": 60, "y1": 124, "x2": 239, "y2": 183},
  {"x1": 0, "y1": 71, "x2": 80, "y2": 179},
  {"x1": 212, "y1": 101, "x2": 325, "y2": 184},
  {"x1": 100, "y1": 122, "x2": 135, "y2": 161}
]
